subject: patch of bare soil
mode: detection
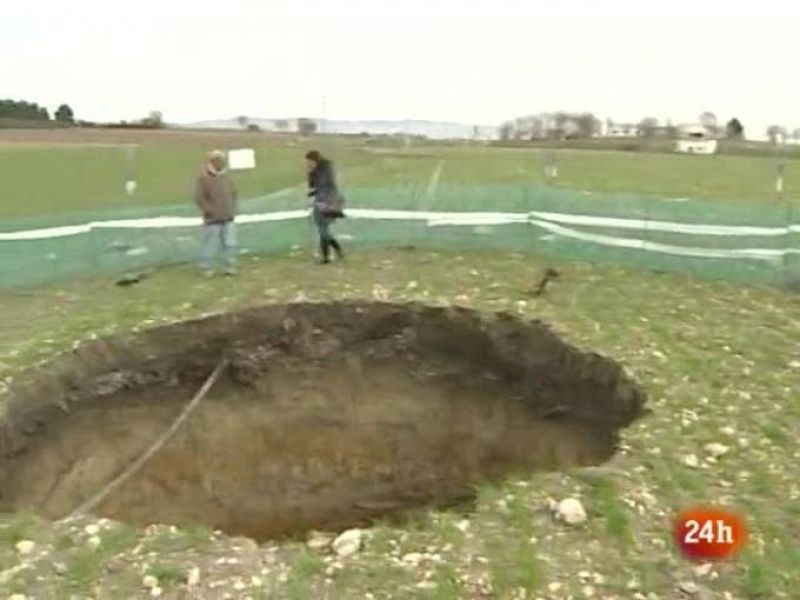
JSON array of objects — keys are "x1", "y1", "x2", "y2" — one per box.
[
  {"x1": 0, "y1": 127, "x2": 294, "y2": 146},
  {"x1": 0, "y1": 301, "x2": 646, "y2": 541}
]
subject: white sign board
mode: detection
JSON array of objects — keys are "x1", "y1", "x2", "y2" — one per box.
[
  {"x1": 674, "y1": 140, "x2": 718, "y2": 155},
  {"x1": 228, "y1": 148, "x2": 256, "y2": 170}
]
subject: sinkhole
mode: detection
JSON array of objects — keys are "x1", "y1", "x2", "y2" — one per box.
[{"x1": 0, "y1": 301, "x2": 647, "y2": 541}]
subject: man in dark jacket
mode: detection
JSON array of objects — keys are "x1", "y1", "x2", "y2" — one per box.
[
  {"x1": 194, "y1": 150, "x2": 238, "y2": 275},
  {"x1": 306, "y1": 150, "x2": 345, "y2": 264}
]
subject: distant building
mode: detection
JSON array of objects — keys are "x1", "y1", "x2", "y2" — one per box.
[
  {"x1": 606, "y1": 123, "x2": 641, "y2": 138},
  {"x1": 674, "y1": 124, "x2": 718, "y2": 154},
  {"x1": 677, "y1": 124, "x2": 714, "y2": 140}
]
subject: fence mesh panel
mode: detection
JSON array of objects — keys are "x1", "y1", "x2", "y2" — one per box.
[{"x1": 1, "y1": 181, "x2": 797, "y2": 289}]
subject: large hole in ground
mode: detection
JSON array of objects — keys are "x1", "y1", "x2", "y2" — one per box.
[{"x1": 0, "y1": 302, "x2": 647, "y2": 541}]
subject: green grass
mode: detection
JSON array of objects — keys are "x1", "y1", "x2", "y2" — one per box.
[
  {"x1": 582, "y1": 475, "x2": 633, "y2": 546},
  {"x1": 485, "y1": 535, "x2": 543, "y2": 595},
  {"x1": 63, "y1": 524, "x2": 139, "y2": 592},
  {"x1": 427, "y1": 565, "x2": 463, "y2": 599},
  {"x1": 146, "y1": 562, "x2": 187, "y2": 588},
  {"x1": 0, "y1": 246, "x2": 798, "y2": 597},
  {"x1": 1, "y1": 130, "x2": 799, "y2": 220},
  {"x1": 742, "y1": 553, "x2": 774, "y2": 598},
  {"x1": 0, "y1": 512, "x2": 39, "y2": 545},
  {"x1": 0, "y1": 141, "x2": 302, "y2": 219},
  {"x1": 286, "y1": 550, "x2": 325, "y2": 600}
]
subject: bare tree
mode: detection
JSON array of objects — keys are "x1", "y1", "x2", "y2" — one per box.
[
  {"x1": 792, "y1": 128, "x2": 800, "y2": 141},
  {"x1": 529, "y1": 115, "x2": 545, "y2": 139},
  {"x1": 499, "y1": 121, "x2": 514, "y2": 141},
  {"x1": 297, "y1": 118, "x2": 318, "y2": 136},
  {"x1": 236, "y1": 115, "x2": 249, "y2": 129},
  {"x1": 767, "y1": 124, "x2": 788, "y2": 143},
  {"x1": 142, "y1": 111, "x2": 164, "y2": 128},
  {"x1": 664, "y1": 119, "x2": 678, "y2": 139},
  {"x1": 575, "y1": 113, "x2": 600, "y2": 138},
  {"x1": 699, "y1": 111, "x2": 719, "y2": 135},
  {"x1": 638, "y1": 117, "x2": 659, "y2": 138}
]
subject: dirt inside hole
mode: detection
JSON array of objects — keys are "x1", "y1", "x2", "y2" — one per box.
[{"x1": 0, "y1": 301, "x2": 647, "y2": 541}]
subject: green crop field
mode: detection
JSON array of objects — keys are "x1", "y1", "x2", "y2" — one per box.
[
  {"x1": 0, "y1": 128, "x2": 799, "y2": 599},
  {"x1": 1, "y1": 128, "x2": 799, "y2": 220}
]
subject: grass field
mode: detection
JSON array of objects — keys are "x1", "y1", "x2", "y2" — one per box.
[
  {"x1": 0, "y1": 249, "x2": 798, "y2": 598},
  {"x1": 1, "y1": 128, "x2": 799, "y2": 219},
  {"x1": 0, "y1": 129, "x2": 799, "y2": 599}
]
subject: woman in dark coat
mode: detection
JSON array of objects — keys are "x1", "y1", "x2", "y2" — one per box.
[{"x1": 305, "y1": 150, "x2": 345, "y2": 263}]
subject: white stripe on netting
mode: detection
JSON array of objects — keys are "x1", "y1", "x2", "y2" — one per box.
[
  {"x1": 3, "y1": 207, "x2": 797, "y2": 241},
  {"x1": 423, "y1": 213, "x2": 796, "y2": 261},
  {"x1": 346, "y1": 209, "x2": 800, "y2": 237},
  {"x1": 526, "y1": 218, "x2": 793, "y2": 262},
  {"x1": 0, "y1": 208, "x2": 797, "y2": 264},
  {"x1": 529, "y1": 211, "x2": 800, "y2": 237}
]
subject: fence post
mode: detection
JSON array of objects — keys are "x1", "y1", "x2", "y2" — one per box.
[
  {"x1": 124, "y1": 145, "x2": 137, "y2": 200},
  {"x1": 775, "y1": 161, "x2": 785, "y2": 202},
  {"x1": 541, "y1": 150, "x2": 558, "y2": 184}
]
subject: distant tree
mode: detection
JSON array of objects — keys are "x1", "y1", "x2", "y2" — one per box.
[
  {"x1": 499, "y1": 121, "x2": 513, "y2": 141},
  {"x1": 725, "y1": 118, "x2": 744, "y2": 139},
  {"x1": 530, "y1": 115, "x2": 547, "y2": 139},
  {"x1": 767, "y1": 124, "x2": 788, "y2": 143},
  {"x1": 638, "y1": 117, "x2": 659, "y2": 138},
  {"x1": 274, "y1": 119, "x2": 290, "y2": 131},
  {"x1": 247, "y1": 123, "x2": 261, "y2": 132},
  {"x1": 236, "y1": 115, "x2": 249, "y2": 129},
  {"x1": 699, "y1": 111, "x2": 721, "y2": 137},
  {"x1": 55, "y1": 104, "x2": 74, "y2": 123},
  {"x1": 297, "y1": 117, "x2": 318, "y2": 136},
  {"x1": 142, "y1": 110, "x2": 164, "y2": 128},
  {"x1": 511, "y1": 118, "x2": 528, "y2": 140},
  {"x1": 0, "y1": 99, "x2": 50, "y2": 121},
  {"x1": 792, "y1": 128, "x2": 800, "y2": 141},
  {"x1": 575, "y1": 113, "x2": 600, "y2": 138},
  {"x1": 664, "y1": 119, "x2": 678, "y2": 139}
]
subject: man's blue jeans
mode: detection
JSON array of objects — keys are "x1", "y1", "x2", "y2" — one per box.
[{"x1": 200, "y1": 221, "x2": 236, "y2": 272}]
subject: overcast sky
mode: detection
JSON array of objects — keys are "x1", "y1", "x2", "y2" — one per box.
[{"x1": 4, "y1": 0, "x2": 800, "y2": 138}]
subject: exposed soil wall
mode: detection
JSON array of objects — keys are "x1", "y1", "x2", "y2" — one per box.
[{"x1": 0, "y1": 302, "x2": 647, "y2": 540}]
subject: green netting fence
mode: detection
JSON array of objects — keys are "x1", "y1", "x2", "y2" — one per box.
[{"x1": 1, "y1": 183, "x2": 798, "y2": 289}]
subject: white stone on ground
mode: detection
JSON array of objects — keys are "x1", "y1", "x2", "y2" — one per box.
[
  {"x1": 683, "y1": 454, "x2": 700, "y2": 468},
  {"x1": 704, "y1": 443, "x2": 730, "y2": 458},
  {"x1": 15, "y1": 541, "x2": 35, "y2": 555},
  {"x1": 401, "y1": 553, "x2": 424, "y2": 567},
  {"x1": 307, "y1": 531, "x2": 334, "y2": 550},
  {"x1": 554, "y1": 498, "x2": 587, "y2": 525},
  {"x1": 332, "y1": 529, "x2": 364, "y2": 557}
]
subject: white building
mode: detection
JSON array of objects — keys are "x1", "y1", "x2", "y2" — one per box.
[
  {"x1": 674, "y1": 124, "x2": 718, "y2": 154},
  {"x1": 606, "y1": 123, "x2": 641, "y2": 137}
]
